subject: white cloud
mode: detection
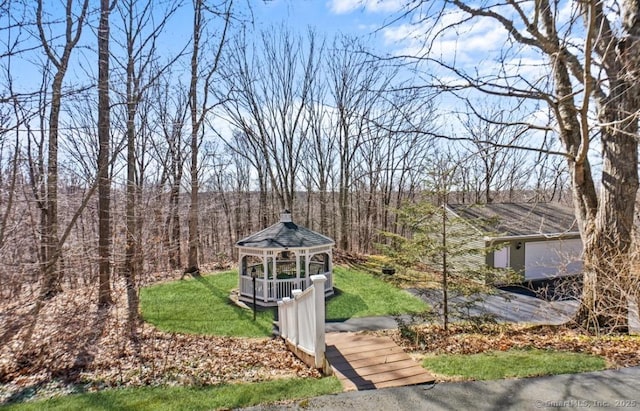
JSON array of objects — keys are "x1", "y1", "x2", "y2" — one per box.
[
  {"x1": 382, "y1": 8, "x2": 531, "y2": 70},
  {"x1": 327, "y1": 0, "x2": 360, "y2": 14},
  {"x1": 327, "y1": 0, "x2": 405, "y2": 15}
]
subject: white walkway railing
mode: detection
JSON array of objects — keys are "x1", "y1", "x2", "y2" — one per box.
[{"x1": 277, "y1": 275, "x2": 326, "y2": 370}]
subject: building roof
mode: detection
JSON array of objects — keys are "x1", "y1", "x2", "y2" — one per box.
[
  {"x1": 236, "y1": 211, "x2": 335, "y2": 249},
  {"x1": 447, "y1": 202, "x2": 580, "y2": 237}
]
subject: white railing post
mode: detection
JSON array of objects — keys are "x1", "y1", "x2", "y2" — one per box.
[
  {"x1": 291, "y1": 289, "x2": 302, "y2": 346},
  {"x1": 277, "y1": 299, "x2": 288, "y2": 339},
  {"x1": 310, "y1": 274, "x2": 327, "y2": 369}
]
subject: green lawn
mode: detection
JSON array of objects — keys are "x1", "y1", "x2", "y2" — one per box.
[
  {"x1": 140, "y1": 272, "x2": 275, "y2": 337},
  {"x1": 1, "y1": 377, "x2": 342, "y2": 411},
  {"x1": 140, "y1": 266, "x2": 427, "y2": 337},
  {"x1": 422, "y1": 349, "x2": 607, "y2": 381},
  {"x1": 327, "y1": 266, "x2": 427, "y2": 320}
]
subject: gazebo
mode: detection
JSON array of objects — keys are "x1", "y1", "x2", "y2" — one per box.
[{"x1": 235, "y1": 210, "x2": 335, "y2": 307}]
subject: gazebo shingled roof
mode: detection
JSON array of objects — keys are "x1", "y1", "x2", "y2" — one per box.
[{"x1": 236, "y1": 212, "x2": 334, "y2": 249}]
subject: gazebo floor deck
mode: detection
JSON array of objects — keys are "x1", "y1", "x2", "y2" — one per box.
[{"x1": 325, "y1": 332, "x2": 435, "y2": 391}]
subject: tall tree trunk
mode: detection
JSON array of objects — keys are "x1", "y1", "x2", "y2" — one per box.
[
  {"x1": 36, "y1": 0, "x2": 89, "y2": 299},
  {"x1": 165, "y1": 121, "x2": 183, "y2": 270},
  {"x1": 0, "y1": 130, "x2": 19, "y2": 250},
  {"x1": 570, "y1": 0, "x2": 640, "y2": 332},
  {"x1": 40, "y1": 69, "x2": 63, "y2": 299},
  {"x1": 575, "y1": 80, "x2": 639, "y2": 332},
  {"x1": 576, "y1": 126, "x2": 638, "y2": 332},
  {"x1": 97, "y1": 0, "x2": 113, "y2": 306},
  {"x1": 118, "y1": 0, "x2": 178, "y2": 335},
  {"x1": 187, "y1": 0, "x2": 231, "y2": 269},
  {"x1": 319, "y1": 184, "x2": 328, "y2": 235},
  {"x1": 339, "y1": 131, "x2": 350, "y2": 250},
  {"x1": 124, "y1": 36, "x2": 139, "y2": 331},
  {"x1": 187, "y1": 1, "x2": 202, "y2": 271},
  {"x1": 167, "y1": 178, "x2": 182, "y2": 270},
  {"x1": 258, "y1": 168, "x2": 268, "y2": 228}
]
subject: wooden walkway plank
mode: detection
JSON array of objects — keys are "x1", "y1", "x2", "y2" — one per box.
[
  {"x1": 325, "y1": 332, "x2": 434, "y2": 391},
  {"x1": 326, "y1": 352, "x2": 410, "y2": 368},
  {"x1": 342, "y1": 359, "x2": 423, "y2": 376},
  {"x1": 329, "y1": 341, "x2": 397, "y2": 355},
  {"x1": 334, "y1": 361, "x2": 427, "y2": 379},
  {"x1": 326, "y1": 345, "x2": 405, "y2": 362}
]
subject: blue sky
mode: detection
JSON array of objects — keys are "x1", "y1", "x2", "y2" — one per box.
[
  {"x1": 241, "y1": 1, "x2": 535, "y2": 92},
  {"x1": 2, "y1": 0, "x2": 580, "y2": 186},
  {"x1": 238, "y1": 0, "x2": 403, "y2": 54},
  {"x1": 3, "y1": 0, "x2": 411, "y2": 108},
  {"x1": 7, "y1": 0, "x2": 562, "y2": 143},
  {"x1": 149, "y1": 0, "x2": 409, "y2": 77},
  {"x1": 253, "y1": 0, "x2": 398, "y2": 32}
]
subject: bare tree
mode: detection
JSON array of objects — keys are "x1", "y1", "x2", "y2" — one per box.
[
  {"x1": 96, "y1": 0, "x2": 113, "y2": 306},
  {"x1": 187, "y1": 0, "x2": 232, "y2": 272},
  {"x1": 531, "y1": 147, "x2": 568, "y2": 203},
  {"x1": 0, "y1": 107, "x2": 19, "y2": 253},
  {"x1": 111, "y1": 0, "x2": 182, "y2": 329},
  {"x1": 150, "y1": 74, "x2": 189, "y2": 271},
  {"x1": 227, "y1": 131, "x2": 270, "y2": 228},
  {"x1": 299, "y1": 78, "x2": 335, "y2": 235},
  {"x1": 36, "y1": 0, "x2": 89, "y2": 299},
  {"x1": 220, "y1": 27, "x2": 321, "y2": 213},
  {"x1": 0, "y1": 40, "x2": 28, "y2": 256},
  {"x1": 350, "y1": 86, "x2": 435, "y2": 252},
  {"x1": 326, "y1": 35, "x2": 396, "y2": 250},
  {"x1": 457, "y1": 107, "x2": 531, "y2": 203},
  {"x1": 397, "y1": 0, "x2": 640, "y2": 331}
]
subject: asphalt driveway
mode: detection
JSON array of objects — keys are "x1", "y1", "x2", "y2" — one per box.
[
  {"x1": 325, "y1": 282, "x2": 581, "y2": 333},
  {"x1": 412, "y1": 285, "x2": 580, "y2": 325}
]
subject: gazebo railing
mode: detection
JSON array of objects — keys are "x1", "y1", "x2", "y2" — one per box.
[
  {"x1": 240, "y1": 268, "x2": 333, "y2": 305},
  {"x1": 246, "y1": 261, "x2": 328, "y2": 279},
  {"x1": 269, "y1": 278, "x2": 304, "y2": 300}
]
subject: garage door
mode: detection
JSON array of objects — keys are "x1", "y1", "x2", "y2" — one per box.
[{"x1": 524, "y1": 239, "x2": 583, "y2": 280}]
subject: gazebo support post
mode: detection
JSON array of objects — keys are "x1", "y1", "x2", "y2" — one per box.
[
  {"x1": 251, "y1": 267, "x2": 257, "y2": 320},
  {"x1": 295, "y1": 252, "x2": 300, "y2": 288},
  {"x1": 268, "y1": 255, "x2": 275, "y2": 301},
  {"x1": 262, "y1": 253, "x2": 268, "y2": 303}
]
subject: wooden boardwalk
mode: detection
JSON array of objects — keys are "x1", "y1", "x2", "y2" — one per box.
[{"x1": 325, "y1": 332, "x2": 435, "y2": 391}]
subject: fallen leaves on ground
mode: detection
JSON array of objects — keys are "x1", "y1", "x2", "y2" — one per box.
[
  {"x1": 375, "y1": 323, "x2": 640, "y2": 369},
  {"x1": 0, "y1": 276, "x2": 320, "y2": 404}
]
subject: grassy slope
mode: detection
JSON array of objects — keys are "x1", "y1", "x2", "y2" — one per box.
[
  {"x1": 140, "y1": 267, "x2": 428, "y2": 337},
  {"x1": 140, "y1": 273, "x2": 274, "y2": 337},
  {"x1": 327, "y1": 266, "x2": 427, "y2": 320}
]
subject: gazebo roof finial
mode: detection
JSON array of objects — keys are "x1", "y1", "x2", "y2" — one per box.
[{"x1": 281, "y1": 209, "x2": 292, "y2": 223}]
